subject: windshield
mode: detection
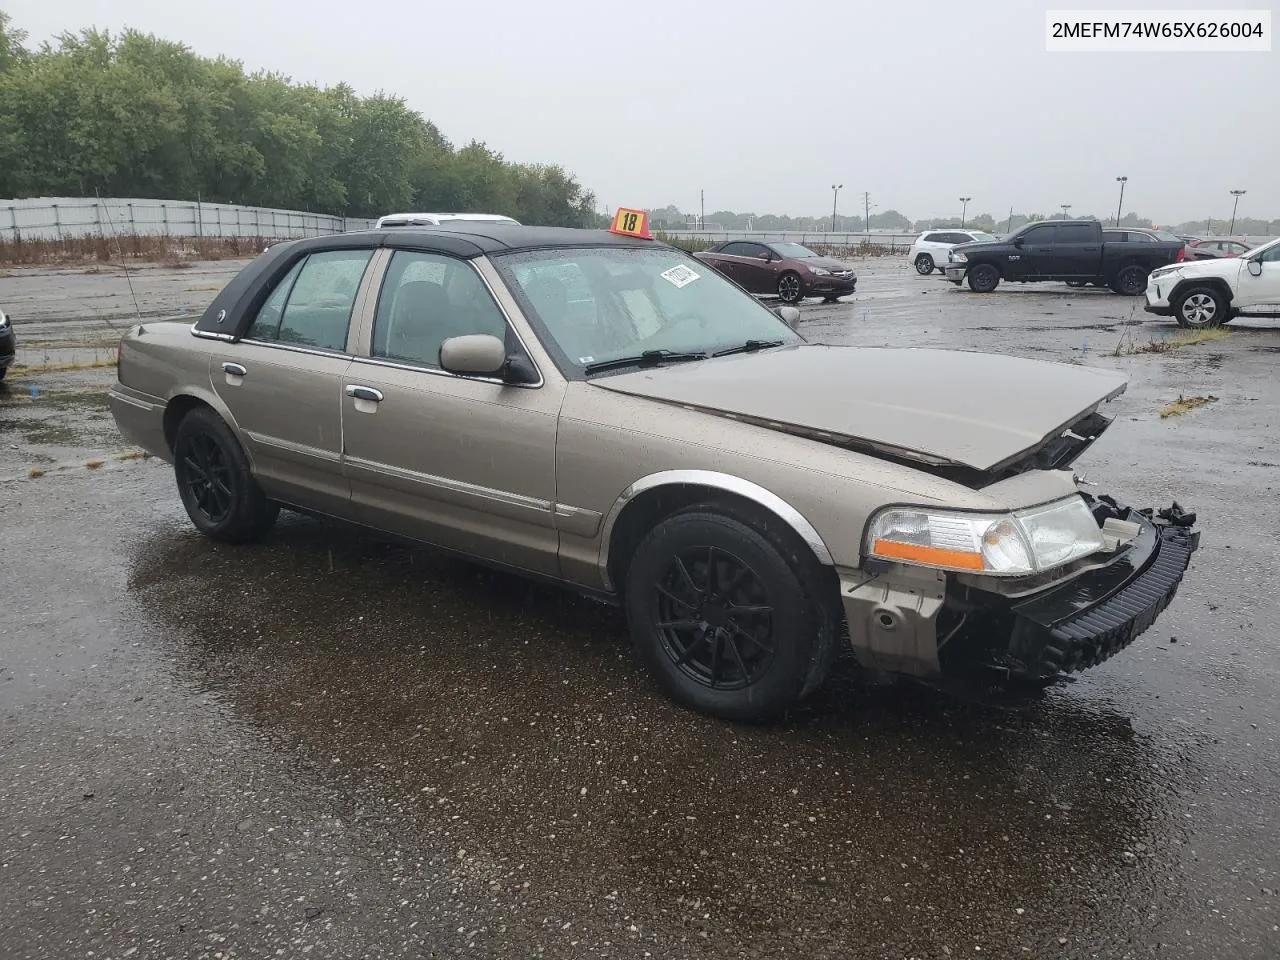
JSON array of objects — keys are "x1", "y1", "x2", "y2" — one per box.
[
  {"x1": 495, "y1": 246, "x2": 803, "y2": 376},
  {"x1": 768, "y1": 242, "x2": 819, "y2": 259},
  {"x1": 1150, "y1": 230, "x2": 1182, "y2": 241}
]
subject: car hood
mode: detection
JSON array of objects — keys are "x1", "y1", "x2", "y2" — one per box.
[
  {"x1": 950, "y1": 240, "x2": 1002, "y2": 255},
  {"x1": 798, "y1": 256, "x2": 855, "y2": 272},
  {"x1": 591, "y1": 344, "x2": 1127, "y2": 473}
]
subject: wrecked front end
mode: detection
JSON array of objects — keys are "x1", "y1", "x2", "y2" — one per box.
[{"x1": 841, "y1": 493, "x2": 1199, "y2": 690}]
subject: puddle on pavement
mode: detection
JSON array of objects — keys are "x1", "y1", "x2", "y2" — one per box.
[
  {"x1": 126, "y1": 518, "x2": 1195, "y2": 954},
  {"x1": 0, "y1": 387, "x2": 120, "y2": 465}
]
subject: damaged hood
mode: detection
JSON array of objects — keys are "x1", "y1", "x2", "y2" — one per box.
[{"x1": 592, "y1": 344, "x2": 1127, "y2": 472}]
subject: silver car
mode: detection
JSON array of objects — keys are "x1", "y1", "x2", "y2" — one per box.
[{"x1": 109, "y1": 225, "x2": 1199, "y2": 721}]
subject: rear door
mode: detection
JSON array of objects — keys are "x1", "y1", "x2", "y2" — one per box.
[
  {"x1": 210, "y1": 247, "x2": 375, "y2": 513},
  {"x1": 340, "y1": 250, "x2": 564, "y2": 576},
  {"x1": 1054, "y1": 222, "x2": 1102, "y2": 277}
]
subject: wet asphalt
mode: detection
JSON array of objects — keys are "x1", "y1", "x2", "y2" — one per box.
[{"x1": 2, "y1": 259, "x2": 1279, "y2": 959}]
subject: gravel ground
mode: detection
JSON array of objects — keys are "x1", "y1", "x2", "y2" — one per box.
[{"x1": 1, "y1": 258, "x2": 1278, "y2": 959}]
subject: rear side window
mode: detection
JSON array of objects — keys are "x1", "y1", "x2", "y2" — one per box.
[
  {"x1": 1058, "y1": 224, "x2": 1095, "y2": 243},
  {"x1": 247, "y1": 250, "x2": 373, "y2": 351},
  {"x1": 372, "y1": 251, "x2": 509, "y2": 368},
  {"x1": 923, "y1": 233, "x2": 947, "y2": 244},
  {"x1": 720, "y1": 242, "x2": 754, "y2": 256}
]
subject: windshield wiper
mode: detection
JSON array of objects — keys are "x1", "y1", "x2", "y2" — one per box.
[
  {"x1": 583, "y1": 349, "x2": 708, "y2": 375},
  {"x1": 711, "y1": 339, "x2": 785, "y2": 358}
]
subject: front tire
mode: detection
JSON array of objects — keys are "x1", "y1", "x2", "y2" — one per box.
[
  {"x1": 1111, "y1": 264, "x2": 1148, "y2": 296},
  {"x1": 777, "y1": 272, "x2": 804, "y2": 304},
  {"x1": 1175, "y1": 286, "x2": 1228, "y2": 329},
  {"x1": 173, "y1": 407, "x2": 279, "y2": 543},
  {"x1": 967, "y1": 263, "x2": 1000, "y2": 293},
  {"x1": 624, "y1": 509, "x2": 833, "y2": 721},
  {"x1": 914, "y1": 254, "x2": 935, "y2": 275}
]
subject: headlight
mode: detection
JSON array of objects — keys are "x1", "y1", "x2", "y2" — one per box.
[
  {"x1": 865, "y1": 496, "x2": 1104, "y2": 575},
  {"x1": 950, "y1": 251, "x2": 968, "y2": 263},
  {"x1": 0, "y1": 312, "x2": 9, "y2": 329},
  {"x1": 808, "y1": 266, "x2": 830, "y2": 276},
  {"x1": 1149, "y1": 265, "x2": 1181, "y2": 280}
]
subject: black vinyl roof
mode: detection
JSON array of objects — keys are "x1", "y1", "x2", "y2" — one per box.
[{"x1": 193, "y1": 224, "x2": 663, "y2": 339}]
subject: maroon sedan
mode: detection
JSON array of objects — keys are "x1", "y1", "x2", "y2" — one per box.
[
  {"x1": 693, "y1": 240, "x2": 857, "y2": 304},
  {"x1": 1184, "y1": 238, "x2": 1253, "y2": 261}
]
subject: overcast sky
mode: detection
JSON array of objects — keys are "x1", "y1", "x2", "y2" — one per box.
[{"x1": 6, "y1": 0, "x2": 1276, "y2": 222}]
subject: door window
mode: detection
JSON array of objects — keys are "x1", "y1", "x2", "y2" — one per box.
[
  {"x1": 1057, "y1": 224, "x2": 1095, "y2": 243},
  {"x1": 372, "y1": 251, "x2": 509, "y2": 368},
  {"x1": 1258, "y1": 244, "x2": 1280, "y2": 263},
  {"x1": 1021, "y1": 225, "x2": 1057, "y2": 244},
  {"x1": 247, "y1": 250, "x2": 372, "y2": 351}
]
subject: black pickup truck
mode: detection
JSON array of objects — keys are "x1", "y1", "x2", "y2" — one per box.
[{"x1": 943, "y1": 220, "x2": 1184, "y2": 295}]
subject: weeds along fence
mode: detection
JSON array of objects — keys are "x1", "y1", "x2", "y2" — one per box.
[{"x1": 0, "y1": 196, "x2": 376, "y2": 265}]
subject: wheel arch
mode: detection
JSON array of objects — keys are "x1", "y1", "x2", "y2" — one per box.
[
  {"x1": 1169, "y1": 276, "x2": 1234, "y2": 307},
  {"x1": 162, "y1": 387, "x2": 239, "y2": 453},
  {"x1": 599, "y1": 470, "x2": 835, "y2": 593}
]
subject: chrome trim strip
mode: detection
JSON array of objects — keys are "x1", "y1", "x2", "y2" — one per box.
[
  {"x1": 243, "y1": 430, "x2": 342, "y2": 464},
  {"x1": 347, "y1": 354, "x2": 514, "y2": 387},
  {"x1": 596, "y1": 469, "x2": 835, "y2": 591},
  {"x1": 240, "y1": 338, "x2": 351, "y2": 360},
  {"x1": 345, "y1": 455, "x2": 552, "y2": 513},
  {"x1": 190, "y1": 323, "x2": 236, "y2": 342},
  {"x1": 108, "y1": 390, "x2": 161, "y2": 412}
]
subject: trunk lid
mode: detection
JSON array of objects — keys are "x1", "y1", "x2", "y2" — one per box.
[{"x1": 592, "y1": 344, "x2": 1127, "y2": 473}]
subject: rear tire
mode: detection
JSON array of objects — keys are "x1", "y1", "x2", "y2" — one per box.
[
  {"x1": 967, "y1": 263, "x2": 1000, "y2": 293},
  {"x1": 624, "y1": 507, "x2": 837, "y2": 721},
  {"x1": 1174, "y1": 286, "x2": 1228, "y2": 329},
  {"x1": 1110, "y1": 264, "x2": 1148, "y2": 296},
  {"x1": 173, "y1": 407, "x2": 279, "y2": 543},
  {"x1": 914, "y1": 254, "x2": 935, "y2": 275}
]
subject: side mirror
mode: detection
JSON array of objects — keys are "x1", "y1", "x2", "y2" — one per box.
[
  {"x1": 1248, "y1": 259, "x2": 1263, "y2": 277},
  {"x1": 761, "y1": 252, "x2": 774, "y2": 261},
  {"x1": 440, "y1": 334, "x2": 507, "y2": 377},
  {"x1": 1012, "y1": 236, "x2": 1025, "y2": 247},
  {"x1": 777, "y1": 305, "x2": 801, "y2": 328}
]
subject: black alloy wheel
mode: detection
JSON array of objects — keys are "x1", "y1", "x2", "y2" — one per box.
[{"x1": 652, "y1": 544, "x2": 776, "y2": 691}]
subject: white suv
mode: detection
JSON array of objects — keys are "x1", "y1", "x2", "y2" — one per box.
[
  {"x1": 1144, "y1": 237, "x2": 1280, "y2": 327},
  {"x1": 907, "y1": 229, "x2": 999, "y2": 275}
]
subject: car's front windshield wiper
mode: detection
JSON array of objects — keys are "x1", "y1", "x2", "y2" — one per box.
[
  {"x1": 583, "y1": 349, "x2": 708, "y2": 375},
  {"x1": 711, "y1": 339, "x2": 785, "y2": 358}
]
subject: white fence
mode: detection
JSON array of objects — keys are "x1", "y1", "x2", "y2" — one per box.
[
  {"x1": 0, "y1": 196, "x2": 376, "y2": 242},
  {"x1": 658, "y1": 229, "x2": 920, "y2": 251}
]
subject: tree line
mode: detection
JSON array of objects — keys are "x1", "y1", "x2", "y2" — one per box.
[
  {"x1": 0, "y1": 12, "x2": 603, "y2": 227},
  {"x1": 650, "y1": 204, "x2": 1279, "y2": 237}
]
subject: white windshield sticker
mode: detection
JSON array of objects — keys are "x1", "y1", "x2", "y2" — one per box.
[
  {"x1": 660, "y1": 264, "x2": 700, "y2": 288},
  {"x1": 578, "y1": 355, "x2": 595, "y2": 364}
]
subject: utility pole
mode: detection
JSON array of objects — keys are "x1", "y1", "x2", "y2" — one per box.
[
  {"x1": 862, "y1": 191, "x2": 872, "y2": 235},
  {"x1": 1006, "y1": 206, "x2": 1014, "y2": 233},
  {"x1": 959, "y1": 196, "x2": 972, "y2": 228},
  {"x1": 700, "y1": 189, "x2": 705, "y2": 231},
  {"x1": 1060, "y1": 203, "x2": 1072, "y2": 219},
  {"x1": 1229, "y1": 189, "x2": 1246, "y2": 234},
  {"x1": 1114, "y1": 176, "x2": 1128, "y2": 226},
  {"x1": 831, "y1": 184, "x2": 843, "y2": 232}
]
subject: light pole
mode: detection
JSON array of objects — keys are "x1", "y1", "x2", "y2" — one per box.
[
  {"x1": 1060, "y1": 203, "x2": 1072, "y2": 219},
  {"x1": 959, "y1": 197, "x2": 971, "y2": 228},
  {"x1": 831, "y1": 184, "x2": 843, "y2": 232},
  {"x1": 1114, "y1": 176, "x2": 1127, "y2": 226},
  {"x1": 1229, "y1": 189, "x2": 1246, "y2": 234}
]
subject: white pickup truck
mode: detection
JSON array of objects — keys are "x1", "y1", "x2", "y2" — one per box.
[{"x1": 1144, "y1": 236, "x2": 1280, "y2": 327}]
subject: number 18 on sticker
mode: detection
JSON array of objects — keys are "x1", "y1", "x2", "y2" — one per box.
[{"x1": 610, "y1": 207, "x2": 651, "y2": 239}]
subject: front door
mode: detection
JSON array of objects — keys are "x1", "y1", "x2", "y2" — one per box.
[
  {"x1": 341, "y1": 250, "x2": 564, "y2": 576},
  {"x1": 1010, "y1": 224, "x2": 1057, "y2": 279},
  {"x1": 733, "y1": 243, "x2": 778, "y2": 294},
  {"x1": 210, "y1": 248, "x2": 374, "y2": 513},
  {"x1": 1235, "y1": 244, "x2": 1280, "y2": 312}
]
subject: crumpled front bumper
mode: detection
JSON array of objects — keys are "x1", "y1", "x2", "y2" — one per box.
[{"x1": 1003, "y1": 500, "x2": 1199, "y2": 681}]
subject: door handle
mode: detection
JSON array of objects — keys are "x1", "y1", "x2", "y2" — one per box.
[
  {"x1": 222, "y1": 362, "x2": 247, "y2": 376},
  {"x1": 345, "y1": 385, "x2": 384, "y2": 403}
]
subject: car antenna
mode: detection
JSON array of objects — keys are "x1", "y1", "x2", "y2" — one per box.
[{"x1": 94, "y1": 188, "x2": 140, "y2": 332}]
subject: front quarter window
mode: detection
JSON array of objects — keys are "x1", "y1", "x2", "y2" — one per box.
[{"x1": 495, "y1": 246, "x2": 803, "y2": 375}]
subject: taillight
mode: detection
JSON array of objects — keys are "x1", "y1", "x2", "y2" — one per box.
[{"x1": 1176, "y1": 247, "x2": 1185, "y2": 261}]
